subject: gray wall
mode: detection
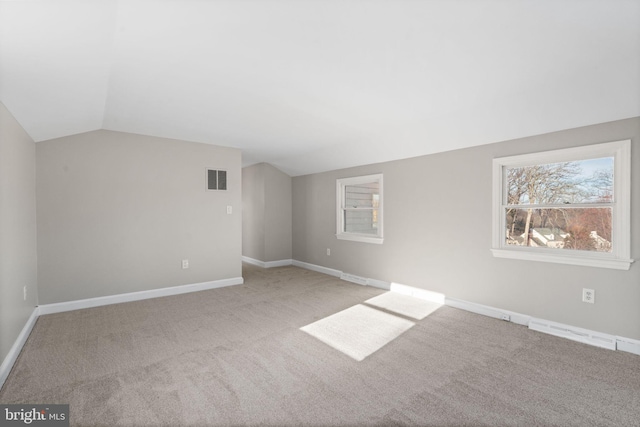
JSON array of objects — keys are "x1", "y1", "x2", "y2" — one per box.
[
  {"x1": 242, "y1": 163, "x2": 292, "y2": 262},
  {"x1": 264, "y1": 163, "x2": 292, "y2": 262},
  {"x1": 37, "y1": 130, "x2": 242, "y2": 304},
  {"x1": 242, "y1": 164, "x2": 266, "y2": 261},
  {"x1": 0, "y1": 103, "x2": 38, "y2": 361},
  {"x1": 293, "y1": 117, "x2": 640, "y2": 340}
]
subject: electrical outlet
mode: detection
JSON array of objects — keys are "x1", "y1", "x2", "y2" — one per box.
[
  {"x1": 226, "y1": 205, "x2": 232, "y2": 214},
  {"x1": 327, "y1": 248, "x2": 331, "y2": 256},
  {"x1": 23, "y1": 286, "x2": 27, "y2": 301},
  {"x1": 582, "y1": 288, "x2": 595, "y2": 304},
  {"x1": 182, "y1": 259, "x2": 189, "y2": 269}
]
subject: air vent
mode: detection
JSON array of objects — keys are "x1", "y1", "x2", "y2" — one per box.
[
  {"x1": 340, "y1": 273, "x2": 367, "y2": 286},
  {"x1": 207, "y1": 169, "x2": 227, "y2": 190},
  {"x1": 528, "y1": 318, "x2": 616, "y2": 350}
]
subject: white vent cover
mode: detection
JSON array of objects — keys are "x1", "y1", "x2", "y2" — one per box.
[
  {"x1": 340, "y1": 273, "x2": 367, "y2": 286},
  {"x1": 207, "y1": 169, "x2": 227, "y2": 190},
  {"x1": 529, "y1": 318, "x2": 616, "y2": 350}
]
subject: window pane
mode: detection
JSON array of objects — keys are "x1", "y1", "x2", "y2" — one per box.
[
  {"x1": 506, "y1": 157, "x2": 613, "y2": 205},
  {"x1": 345, "y1": 182, "x2": 379, "y2": 208},
  {"x1": 505, "y1": 207, "x2": 612, "y2": 252},
  {"x1": 345, "y1": 209, "x2": 379, "y2": 235}
]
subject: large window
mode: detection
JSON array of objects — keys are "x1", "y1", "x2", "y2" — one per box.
[
  {"x1": 492, "y1": 140, "x2": 633, "y2": 270},
  {"x1": 336, "y1": 174, "x2": 383, "y2": 244}
]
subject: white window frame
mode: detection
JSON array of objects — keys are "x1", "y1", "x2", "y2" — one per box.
[
  {"x1": 336, "y1": 173, "x2": 383, "y2": 244},
  {"x1": 491, "y1": 140, "x2": 633, "y2": 270}
]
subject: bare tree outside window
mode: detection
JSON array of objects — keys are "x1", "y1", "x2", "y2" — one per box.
[{"x1": 505, "y1": 158, "x2": 613, "y2": 253}]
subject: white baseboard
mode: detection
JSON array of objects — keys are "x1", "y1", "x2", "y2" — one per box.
[
  {"x1": 0, "y1": 308, "x2": 39, "y2": 390},
  {"x1": 292, "y1": 260, "x2": 342, "y2": 278},
  {"x1": 340, "y1": 272, "x2": 367, "y2": 286},
  {"x1": 38, "y1": 277, "x2": 244, "y2": 315},
  {"x1": 242, "y1": 256, "x2": 265, "y2": 267},
  {"x1": 242, "y1": 256, "x2": 293, "y2": 268},
  {"x1": 445, "y1": 297, "x2": 531, "y2": 326},
  {"x1": 265, "y1": 259, "x2": 293, "y2": 268},
  {"x1": 291, "y1": 260, "x2": 387, "y2": 286},
  {"x1": 529, "y1": 318, "x2": 617, "y2": 350},
  {"x1": 616, "y1": 336, "x2": 640, "y2": 355},
  {"x1": 366, "y1": 278, "x2": 391, "y2": 290}
]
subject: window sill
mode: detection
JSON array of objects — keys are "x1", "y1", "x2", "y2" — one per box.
[
  {"x1": 491, "y1": 248, "x2": 634, "y2": 270},
  {"x1": 336, "y1": 234, "x2": 383, "y2": 244}
]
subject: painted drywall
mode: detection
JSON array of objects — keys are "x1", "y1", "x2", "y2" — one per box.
[
  {"x1": 36, "y1": 130, "x2": 241, "y2": 304},
  {"x1": 264, "y1": 164, "x2": 292, "y2": 262},
  {"x1": 242, "y1": 164, "x2": 266, "y2": 261},
  {"x1": 242, "y1": 163, "x2": 292, "y2": 263},
  {"x1": 293, "y1": 117, "x2": 640, "y2": 339},
  {"x1": 0, "y1": 102, "x2": 38, "y2": 362}
]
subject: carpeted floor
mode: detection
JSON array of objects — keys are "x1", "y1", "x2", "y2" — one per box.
[{"x1": 1, "y1": 263, "x2": 639, "y2": 426}]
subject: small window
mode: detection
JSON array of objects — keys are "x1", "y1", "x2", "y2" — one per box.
[
  {"x1": 207, "y1": 169, "x2": 227, "y2": 191},
  {"x1": 492, "y1": 140, "x2": 633, "y2": 270},
  {"x1": 336, "y1": 174, "x2": 383, "y2": 244}
]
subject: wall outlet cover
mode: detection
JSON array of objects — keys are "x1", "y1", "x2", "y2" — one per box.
[{"x1": 582, "y1": 288, "x2": 595, "y2": 303}]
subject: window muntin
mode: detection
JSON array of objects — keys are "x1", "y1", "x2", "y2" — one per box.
[
  {"x1": 337, "y1": 174, "x2": 383, "y2": 244},
  {"x1": 492, "y1": 140, "x2": 633, "y2": 270}
]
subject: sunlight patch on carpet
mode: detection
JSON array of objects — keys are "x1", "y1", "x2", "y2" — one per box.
[
  {"x1": 365, "y1": 292, "x2": 442, "y2": 320},
  {"x1": 300, "y1": 304, "x2": 414, "y2": 361}
]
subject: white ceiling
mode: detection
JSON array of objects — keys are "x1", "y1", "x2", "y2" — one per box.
[{"x1": 1, "y1": 0, "x2": 638, "y2": 176}]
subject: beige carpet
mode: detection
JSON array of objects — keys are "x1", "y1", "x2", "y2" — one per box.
[{"x1": 1, "y1": 263, "x2": 639, "y2": 426}]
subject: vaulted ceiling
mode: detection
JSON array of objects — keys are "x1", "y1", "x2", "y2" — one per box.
[{"x1": 1, "y1": 0, "x2": 638, "y2": 176}]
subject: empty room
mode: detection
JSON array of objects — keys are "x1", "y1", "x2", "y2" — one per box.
[{"x1": 1, "y1": 1, "x2": 639, "y2": 426}]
